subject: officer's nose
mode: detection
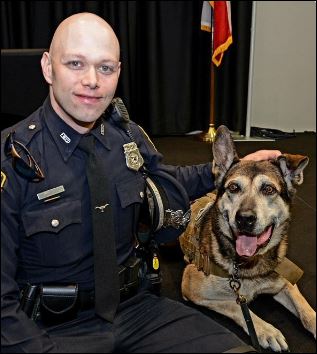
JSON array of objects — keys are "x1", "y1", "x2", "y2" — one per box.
[{"x1": 81, "y1": 67, "x2": 98, "y2": 89}]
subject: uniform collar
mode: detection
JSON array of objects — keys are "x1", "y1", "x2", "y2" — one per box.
[
  {"x1": 89, "y1": 116, "x2": 112, "y2": 152},
  {"x1": 43, "y1": 97, "x2": 111, "y2": 162}
]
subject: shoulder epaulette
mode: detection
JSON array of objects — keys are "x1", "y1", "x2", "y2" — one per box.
[
  {"x1": 136, "y1": 124, "x2": 157, "y2": 152},
  {"x1": 1, "y1": 109, "x2": 43, "y2": 146},
  {"x1": 1, "y1": 109, "x2": 43, "y2": 165}
]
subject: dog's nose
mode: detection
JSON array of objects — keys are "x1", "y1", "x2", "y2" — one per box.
[{"x1": 235, "y1": 211, "x2": 257, "y2": 231}]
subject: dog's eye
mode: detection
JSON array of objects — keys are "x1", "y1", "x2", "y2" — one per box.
[
  {"x1": 227, "y1": 183, "x2": 240, "y2": 194},
  {"x1": 261, "y1": 184, "x2": 277, "y2": 195}
]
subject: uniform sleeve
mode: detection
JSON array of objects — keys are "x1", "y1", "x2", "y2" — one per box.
[
  {"x1": 159, "y1": 163, "x2": 214, "y2": 200},
  {"x1": 1, "y1": 164, "x2": 57, "y2": 353},
  {"x1": 131, "y1": 123, "x2": 215, "y2": 200}
]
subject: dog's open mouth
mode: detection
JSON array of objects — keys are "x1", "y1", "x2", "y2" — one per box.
[{"x1": 235, "y1": 225, "x2": 273, "y2": 257}]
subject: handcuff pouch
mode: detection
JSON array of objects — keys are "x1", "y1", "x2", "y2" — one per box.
[{"x1": 40, "y1": 284, "x2": 79, "y2": 324}]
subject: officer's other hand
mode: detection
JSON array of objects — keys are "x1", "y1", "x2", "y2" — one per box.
[{"x1": 241, "y1": 150, "x2": 281, "y2": 162}]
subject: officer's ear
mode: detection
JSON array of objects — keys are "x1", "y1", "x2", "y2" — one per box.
[
  {"x1": 41, "y1": 52, "x2": 53, "y2": 85},
  {"x1": 116, "y1": 61, "x2": 121, "y2": 80}
]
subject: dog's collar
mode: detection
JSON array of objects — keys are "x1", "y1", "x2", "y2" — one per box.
[
  {"x1": 194, "y1": 253, "x2": 229, "y2": 278},
  {"x1": 208, "y1": 259, "x2": 229, "y2": 278},
  {"x1": 184, "y1": 239, "x2": 303, "y2": 284},
  {"x1": 205, "y1": 256, "x2": 303, "y2": 285}
]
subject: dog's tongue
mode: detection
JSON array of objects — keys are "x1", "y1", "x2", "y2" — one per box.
[
  {"x1": 236, "y1": 235, "x2": 257, "y2": 256},
  {"x1": 236, "y1": 226, "x2": 272, "y2": 257}
]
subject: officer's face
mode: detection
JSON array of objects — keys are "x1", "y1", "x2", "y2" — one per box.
[{"x1": 41, "y1": 15, "x2": 121, "y2": 133}]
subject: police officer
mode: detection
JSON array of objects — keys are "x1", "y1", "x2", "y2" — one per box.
[{"x1": 1, "y1": 13, "x2": 281, "y2": 353}]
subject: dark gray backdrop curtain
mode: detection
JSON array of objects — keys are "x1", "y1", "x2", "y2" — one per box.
[{"x1": 1, "y1": 1, "x2": 252, "y2": 136}]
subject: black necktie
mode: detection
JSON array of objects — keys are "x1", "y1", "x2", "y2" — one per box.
[{"x1": 79, "y1": 134, "x2": 120, "y2": 322}]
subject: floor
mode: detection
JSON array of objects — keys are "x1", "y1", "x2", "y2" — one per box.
[{"x1": 152, "y1": 132, "x2": 316, "y2": 353}]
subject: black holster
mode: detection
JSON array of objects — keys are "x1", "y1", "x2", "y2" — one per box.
[
  {"x1": 20, "y1": 284, "x2": 79, "y2": 325},
  {"x1": 19, "y1": 284, "x2": 41, "y2": 320}
]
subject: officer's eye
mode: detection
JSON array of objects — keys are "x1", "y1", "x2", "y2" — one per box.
[
  {"x1": 261, "y1": 184, "x2": 277, "y2": 196},
  {"x1": 67, "y1": 60, "x2": 83, "y2": 69},
  {"x1": 98, "y1": 64, "x2": 117, "y2": 75},
  {"x1": 226, "y1": 182, "x2": 240, "y2": 194}
]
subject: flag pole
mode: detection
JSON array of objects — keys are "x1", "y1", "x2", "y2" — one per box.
[
  {"x1": 199, "y1": 61, "x2": 216, "y2": 142},
  {"x1": 199, "y1": 15, "x2": 216, "y2": 143}
]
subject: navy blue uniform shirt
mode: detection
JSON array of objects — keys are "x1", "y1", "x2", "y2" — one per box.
[{"x1": 1, "y1": 97, "x2": 214, "y2": 351}]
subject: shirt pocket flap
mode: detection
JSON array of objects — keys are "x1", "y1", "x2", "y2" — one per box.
[
  {"x1": 22, "y1": 200, "x2": 82, "y2": 237},
  {"x1": 116, "y1": 176, "x2": 145, "y2": 208}
]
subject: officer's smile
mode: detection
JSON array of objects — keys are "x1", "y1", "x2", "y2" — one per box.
[{"x1": 74, "y1": 94, "x2": 103, "y2": 105}]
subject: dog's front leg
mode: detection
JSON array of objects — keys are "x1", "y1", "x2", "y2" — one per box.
[
  {"x1": 273, "y1": 281, "x2": 316, "y2": 338},
  {"x1": 181, "y1": 264, "x2": 289, "y2": 352},
  {"x1": 194, "y1": 299, "x2": 290, "y2": 352}
]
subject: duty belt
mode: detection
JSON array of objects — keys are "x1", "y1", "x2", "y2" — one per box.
[{"x1": 19, "y1": 256, "x2": 142, "y2": 324}]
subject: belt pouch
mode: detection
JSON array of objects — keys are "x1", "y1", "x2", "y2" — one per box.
[
  {"x1": 40, "y1": 284, "x2": 79, "y2": 325},
  {"x1": 118, "y1": 257, "x2": 141, "y2": 300},
  {"x1": 124, "y1": 256, "x2": 141, "y2": 288}
]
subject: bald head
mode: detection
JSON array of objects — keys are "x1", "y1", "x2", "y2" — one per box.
[
  {"x1": 49, "y1": 12, "x2": 120, "y2": 61},
  {"x1": 41, "y1": 12, "x2": 122, "y2": 133}
]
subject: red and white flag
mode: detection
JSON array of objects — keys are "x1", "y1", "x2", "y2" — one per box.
[{"x1": 201, "y1": 1, "x2": 233, "y2": 67}]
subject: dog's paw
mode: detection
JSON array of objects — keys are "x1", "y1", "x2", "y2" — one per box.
[
  {"x1": 305, "y1": 310, "x2": 316, "y2": 339},
  {"x1": 256, "y1": 322, "x2": 289, "y2": 352},
  {"x1": 309, "y1": 313, "x2": 316, "y2": 339}
]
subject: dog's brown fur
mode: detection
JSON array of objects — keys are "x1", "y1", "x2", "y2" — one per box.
[{"x1": 179, "y1": 125, "x2": 315, "y2": 352}]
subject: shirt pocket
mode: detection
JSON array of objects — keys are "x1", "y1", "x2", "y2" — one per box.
[
  {"x1": 115, "y1": 175, "x2": 145, "y2": 250},
  {"x1": 116, "y1": 175, "x2": 145, "y2": 208},
  {"x1": 21, "y1": 200, "x2": 84, "y2": 266},
  {"x1": 22, "y1": 200, "x2": 82, "y2": 237}
]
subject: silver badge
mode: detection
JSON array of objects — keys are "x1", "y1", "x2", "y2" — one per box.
[{"x1": 123, "y1": 142, "x2": 144, "y2": 171}]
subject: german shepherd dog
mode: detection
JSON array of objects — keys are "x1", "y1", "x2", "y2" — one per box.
[{"x1": 179, "y1": 125, "x2": 316, "y2": 352}]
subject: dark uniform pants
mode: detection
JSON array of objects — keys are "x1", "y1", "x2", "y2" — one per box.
[{"x1": 43, "y1": 291, "x2": 249, "y2": 353}]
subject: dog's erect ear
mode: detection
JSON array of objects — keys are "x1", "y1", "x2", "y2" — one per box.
[
  {"x1": 277, "y1": 153, "x2": 309, "y2": 195},
  {"x1": 212, "y1": 125, "x2": 239, "y2": 188}
]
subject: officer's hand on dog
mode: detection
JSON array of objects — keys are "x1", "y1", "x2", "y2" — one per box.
[{"x1": 241, "y1": 150, "x2": 281, "y2": 161}]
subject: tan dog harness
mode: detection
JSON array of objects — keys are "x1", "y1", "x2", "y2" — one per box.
[{"x1": 180, "y1": 193, "x2": 303, "y2": 285}]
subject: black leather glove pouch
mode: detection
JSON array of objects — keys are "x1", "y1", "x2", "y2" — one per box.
[{"x1": 40, "y1": 284, "x2": 79, "y2": 325}]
